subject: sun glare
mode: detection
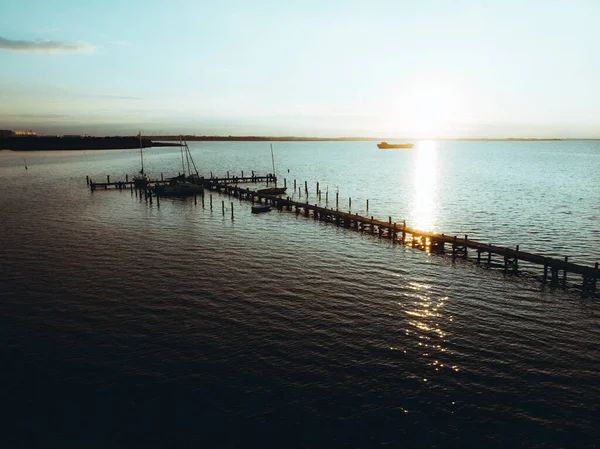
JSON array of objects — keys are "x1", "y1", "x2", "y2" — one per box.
[
  {"x1": 389, "y1": 83, "x2": 461, "y2": 138},
  {"x1": 412, "y1": 140, "x2": 438, "y2": 232},
  {"x1": 410, "y1": 84, "x2": 459, "y2": 138}
]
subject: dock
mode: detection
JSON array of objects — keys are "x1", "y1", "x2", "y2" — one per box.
[
  {"x1": 204, "y1": 178, "x2": 599, "y2": 297},
  {"x1": 85, "y1": 171, "x2": 599, "y2": 297},
  {"x1": 87, "y1": 173, "x2": 276, "y2": 191}
]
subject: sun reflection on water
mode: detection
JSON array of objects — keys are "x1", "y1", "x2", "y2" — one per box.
[
  {"x1": 394, "y1": 280, "x2": 460, "y2": 378},
  {"x1": 412, "y1": 141, "x2": 438, "y2": 232}
]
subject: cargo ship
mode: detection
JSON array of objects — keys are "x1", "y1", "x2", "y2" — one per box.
[{"x1": 377, "y1": 142, "x2": 414, "y2": 149}]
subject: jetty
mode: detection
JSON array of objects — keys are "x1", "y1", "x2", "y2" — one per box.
[
  {"x1": 86, "y1": 172, "x2": 599, "y2": 297},
  {"x1": 87, "y1": 173, "x2": 276, "y2": 191},
  {"x1": 205, "y1": 178, "x2": 599, "y2": 297}
]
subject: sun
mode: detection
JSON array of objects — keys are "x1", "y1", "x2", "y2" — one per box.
[{"x1": 389, "y1": 83, "x2": 461, "y2": 138}]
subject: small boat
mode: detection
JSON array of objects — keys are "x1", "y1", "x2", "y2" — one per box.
[
  {"x1": 255, "y1": 144, "x2": 286, "y2": 196},
  {"x1": 154, "y1": 138, "x2": 204, "y2": 197},
  {"x1": 256, "y1": 187, "x2": 287, "y2": 195},
  {"x1": 154, "y1": 181, "x2": 203, "y2": 197},
  {"x1": 251, "y1": 204, "x2": 271, "y2": 214},
  {"x1": 133, "y1": 132, "x2": 149, "y2": 188},
  {"x1": 377, "y1": 142, "x2": 414, "y2": 149}
]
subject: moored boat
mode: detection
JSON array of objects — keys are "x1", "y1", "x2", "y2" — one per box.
[
  {"x1": 154, "y1": 181, "x2": 203, "y2": 197},
  {"x1": 256, "y1": 187, "x2": 287, "y2": 195},
  {"x1": 154, "y1": 138, "x2": 204, "y2": 197},
  {"x1": 377, "y1": 142, "x2": 414, "y2": 149},
  {"x1": 133, "y1": 131, "x2": 149, "y2": 188},
  {"x1": 251, "y1": 204, "x2": 271, "y2": 214}
]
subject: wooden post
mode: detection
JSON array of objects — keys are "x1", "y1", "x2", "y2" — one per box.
[
  {"x1": 194, "y1": 195, "x2": 197, "y2": 205},
  {"x1": 349, "y1": 197, "x2": 351, "y2": 209},
  {"x1": 326, "y1": 189, "x2": 328, "y2": 205},
  {"x1": 366, "y1": 199, "x2": 369, "y2": 212},
  {"x1": 318, "y1": 190, "x2": 321, "y2": 202},
  {"x1": 563, "y1": 256, "x2": 568, "y2": 285},
  {"x1": 316, "y1": 182, "x2": 319, "y2": 196},
  {"x1": 551, "y1": 266, "x2": 559, "y2": 285},
  {"x1": 304, "y1": 181, "x2": 308, "y2": 196},
  {"x1": 202, "y1": 195, "x2": 205, "y2": 208},
  {"x1": 107, "y1": 175, "x2": 110, "y2": 183},
  {"x1": 464, "y1": 234, "x2": 468, "y2": 259},
  {"x1": 210, "y1": 194, "x2": 213, "y2": 210},
  {"x1": 487, "y1": 244, "x2": 492, "y2": 266},
  {"x1": 402, "y1": 220, "x2": 406, "y2": 243},
  {"x1": 294, "y1": 179, "x2": 296, "y2": 190},
  {"x1": 231, "y1": 202, "x2": 234, "y2": 220},
  {"x1": 227, "y1": 170, "x2": 230, "y2": 178},
  {"x1": 241, "y1": 171, "x2": 244, "y2": 178},
  {"x1": 388, "y1": 217, "x2": 392, "y2": 239},
  {"x1": 336, "y1": 192, "x2": 339, "y2": 210},
  {"x1": 125, "y1": 174, "x2": 128, "y2": 182},
  {"x1": 284, "y1": 178, "x2": 287, "y2": 188},
  {"x1": 161, "y1": 172, "x2": 164, "y2": 181},
  {"x1": 222, "y1": 200, "x2": 225, "y2": 216},
  {"x1": 86, "y1": 175, "x2": 89, "y2": 186},
  {"x1": 452, "y1": 236, "x2": 457, "y2": 260}
]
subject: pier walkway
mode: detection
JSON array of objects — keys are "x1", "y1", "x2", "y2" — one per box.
[
  {"x1": 204, "y1": 178, "x2": 599, "y2": 296},
  {"x1": 85, "y1": 171, "x2": 598, "y2": 296}
]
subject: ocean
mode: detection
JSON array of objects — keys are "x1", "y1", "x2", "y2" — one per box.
[{"x1": 1, "y1": 140, "x2": 599, "y2": 448}]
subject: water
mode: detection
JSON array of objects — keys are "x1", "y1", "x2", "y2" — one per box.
[{"x1": 1, "y1": 141, "x2": 599, "y2": 448}]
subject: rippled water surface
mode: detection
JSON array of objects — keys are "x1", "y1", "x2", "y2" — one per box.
[{"x1": 1, "y1": 141, "x2": 599, "y2": 448}]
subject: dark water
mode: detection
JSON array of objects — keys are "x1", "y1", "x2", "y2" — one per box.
[{"x1": 1, "y1": 142, "x2": 599, "y2": 448}]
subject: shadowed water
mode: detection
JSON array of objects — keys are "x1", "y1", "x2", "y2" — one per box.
[{"x1": 1, "y1": 141, "x2": 598, "y2": 448}]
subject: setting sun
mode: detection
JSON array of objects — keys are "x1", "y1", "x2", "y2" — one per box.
[{"x1": 406, "y1": 84, "x2": 461, "y2": 138}]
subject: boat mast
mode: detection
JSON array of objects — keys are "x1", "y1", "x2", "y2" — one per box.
[
  {"x1": 139, "y1": 131, "x2": 144, "y2": 174},
  {"x1": 180, "y1": 136, "x2": 186, "y2": 176},
  {"x1": 185, "y1": 140, "x2": 200, "y2": 176},
  {"x1": 270, "y1": 144, "x2": 277, "y2": 187}
]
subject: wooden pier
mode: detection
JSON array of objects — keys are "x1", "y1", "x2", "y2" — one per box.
[
  {"x1": 87, "y1": 173, "x2": 276, "y2": 191},
  {"x1": 203, "y1": 179, "x2": 599, "y2": 297},
  {"x1": 85, "y1": 171, "x2": 598, "y2": 297}
]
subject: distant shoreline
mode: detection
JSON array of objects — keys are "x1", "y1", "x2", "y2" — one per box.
[
  {"x1": 0, "y1": 136, "x2": 180, "y2": 151},
  {"x1": 2, "y1": 135, "x2": 598, "y2": 151},
  {"x1": 150, "y1": 136, "x2": 595, "y2": 142}
]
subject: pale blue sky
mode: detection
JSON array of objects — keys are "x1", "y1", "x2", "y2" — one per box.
[{"x1": 1, "y1": 0, "x2": 599, "y2": 137}]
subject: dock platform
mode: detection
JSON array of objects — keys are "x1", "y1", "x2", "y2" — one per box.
[{"x1": 204, "y1": 179, "x2": 599, "y2": 297}]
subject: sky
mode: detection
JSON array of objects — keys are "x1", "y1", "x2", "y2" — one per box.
[{"x1": 1, "y1": 0, "x2": 600, "y2": 138}]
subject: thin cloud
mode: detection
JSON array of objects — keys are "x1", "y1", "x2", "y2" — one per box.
[
  {"x1": 109, "y1": 40, "x2": 132, "y2": 47},
  {"x1": 97, "y1": 94, "x2": 142, "y2": 100},
  {"x1": 0, "y1": 36, "x2": 95, "y2": 54}
]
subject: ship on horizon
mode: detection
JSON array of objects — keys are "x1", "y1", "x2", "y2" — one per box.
[{"x1": 377, "y1": 141, "x2": 414, "y2": 149}]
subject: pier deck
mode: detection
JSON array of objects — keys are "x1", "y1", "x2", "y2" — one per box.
[
  {"x1": 203, "y1": 179, "x2": 599, "y2": 296},
  {"x1": 88, "y1": 174, "x2": 276, "y2": 190},
  {"x1": 85, "y1": 171, "x2": 598, "y2": 296}
]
